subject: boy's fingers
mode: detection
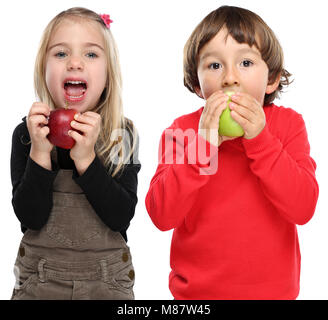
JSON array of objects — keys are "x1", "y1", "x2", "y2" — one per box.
[
  {"x1": 213, "y1": 99, "x2": 230, "y2": 119},
  {"x1": 230, "y1": 110, "x2": 248, "y2": 128},
  {"x1": 207, "y1": 91, "x2": 228, "y2": 106},
  {"x1": 230, "y1": 103, "x2": 255, "y2": 123},
  {"x1": 231, "y1": 93, "x2": 259, "y2": 114},
  {"x1": 206, "y1": 95, "x2": 229, "y2": 117}
]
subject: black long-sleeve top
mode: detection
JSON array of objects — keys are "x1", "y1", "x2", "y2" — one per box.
[{"x1": 10, "y1": 117, "x2": 141, "y2": 243}]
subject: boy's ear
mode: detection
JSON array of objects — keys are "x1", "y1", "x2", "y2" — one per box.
[
  {"x1": 195, "y1": 86, "x2": 204, "y2": 99},
  {"x1": 265, "y1": 72, "x2": 281, "y2": 94}
]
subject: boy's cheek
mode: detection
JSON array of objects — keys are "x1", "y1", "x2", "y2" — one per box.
[{"x1": 198, "y1": 78, "x2": 221, "y2": 100}]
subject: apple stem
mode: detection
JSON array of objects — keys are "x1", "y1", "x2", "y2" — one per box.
[{"x1": 65, "y1": 100, "x2": 69, "y2": 110}]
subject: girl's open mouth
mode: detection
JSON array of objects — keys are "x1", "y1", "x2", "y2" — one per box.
[{"x1": 63, "y1": 80, "x2": 87, "y2": 103}]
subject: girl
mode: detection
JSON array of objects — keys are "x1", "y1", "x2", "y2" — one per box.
[{"x1": 10, "y1": 7, "x2": 140, "y2": 300}]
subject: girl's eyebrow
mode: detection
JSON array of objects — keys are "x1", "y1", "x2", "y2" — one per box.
[
  {"x1": 48, "y1": 42, "x2": 104, "y2": 51},
  {"x1": 84, "y1": 42, "x2": 105, "y2": 51}
]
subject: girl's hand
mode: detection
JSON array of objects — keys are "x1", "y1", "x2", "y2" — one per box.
[
  {"x1": 68, "y1": 111, "x2": 101, "y2": 175},
  {"x1": 199, "y1": 90, "x2": 238, "y2": 147},
  {"x1": 229, "y1": 92, "x2": 266, "y2": 139},
  {"x1": 27, "y1": 102, "x2": 53, "y2": 170}
]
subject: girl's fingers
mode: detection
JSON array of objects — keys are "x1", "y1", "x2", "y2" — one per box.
[
  {"x1": 28, "y1": 115, "x2": 49, "y2": 127},
  {"x1": 70, "y1": 121, "x2": 93, "y2": 134},
  {"x1": 75, "y1": 111, "x2": 101, "y2": 125},
  {"x1": 82, "y1": 111, "x2": 100, "y2": 119},
  {"x1": 40, "y1": 126, "x2": 50, "y2": 136},
  {"x1": 68, "y1": 129, "x2": 83, "y2": 143},
  {"x1": 28, "y1": 103, "x2": 51, "y2": 117},
  {"x1": 74, "y1": 114, "x2": 98, "y2": 127}
]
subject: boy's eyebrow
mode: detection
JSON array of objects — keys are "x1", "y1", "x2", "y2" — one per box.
[
  {"x1": 237, "y1": 47, "x2": 261, "y2": 56},
  {"x1": 199, "y1": 52, "x2": 219, "y2": 61},
  {"x1": 200, "y1": 47, "x2": 261, "y2": 61},
  {"x1": 48, "y1": 42, "x2": 104, "y2": 51}
]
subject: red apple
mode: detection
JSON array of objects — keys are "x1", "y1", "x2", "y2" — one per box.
[{"x1": 47, "y1": 108, "x2": 78, "y2": 149}]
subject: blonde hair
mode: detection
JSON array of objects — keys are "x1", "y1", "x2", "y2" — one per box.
[
  {"x1": 34, "y1": 7, "x2": 138, "y2": 177},
  {"x1": 183, "y1": 6, "x2": 292, "y2": 105}
]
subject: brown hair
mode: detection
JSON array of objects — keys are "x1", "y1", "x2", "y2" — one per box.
[{"x1": 183, "y1": 5, "x2": 292, "y2": 105}]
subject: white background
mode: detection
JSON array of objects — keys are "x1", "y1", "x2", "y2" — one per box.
[{"x1": 0, "y1": 0, "x2": 327, "y2": 300}]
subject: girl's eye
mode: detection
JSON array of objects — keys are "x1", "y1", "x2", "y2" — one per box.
[
  {"x1": 241, "y1": 60, "x2": 253, "y2": 67},
  {"x1": 55, "y1": 51, "x2": 67, "y2": 58},
  {"x1": 209, "y1": 62, "x2": 222, "y2": 70},
  {"x1": 86, "y1": 52, "x2": 98, "y2": 58}
]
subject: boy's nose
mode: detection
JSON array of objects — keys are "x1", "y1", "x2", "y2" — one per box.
[
  {"x1": 67, "y1": 56, "x2": 84, "y2": 71},
  {"x1": 222, "y1": 67, "x2": 239, "y2": 88}
]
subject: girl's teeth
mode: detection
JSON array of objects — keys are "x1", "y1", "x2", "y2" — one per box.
[
  {"x1": 66, "y1": 81, "x2": 85, "y2": 85},
  {"x1": 68, "y1": 95, "x2": 84, "y2": 99}
]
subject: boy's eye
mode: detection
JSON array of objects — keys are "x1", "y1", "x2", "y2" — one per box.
[
  {"x1": 55, "y1": 51, "x2": 67, "y2": 58},
  {"x1": 241, "y1": 60, "x2": 253, "y2": 67},
  {"x1": 209, "y1": 63, "x2": 222, "y2": 70},
  {"x1": 86, "y1": 52, "x2": 98, "y2": 58}
]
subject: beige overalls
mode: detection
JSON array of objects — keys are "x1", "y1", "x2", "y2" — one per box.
[{"x1": 11, "y1": 149, "x2": 135, "y2": 300}]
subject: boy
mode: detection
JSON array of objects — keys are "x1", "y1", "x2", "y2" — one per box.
[{"x1": 145, "y1": 6, "x2": 318, "y2": 299}]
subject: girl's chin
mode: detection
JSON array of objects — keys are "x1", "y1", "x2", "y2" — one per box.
[
  {"x1": 54, "y1": 97, "x2": 97, "y2": 112},
  {"x1": 56, "y1": 98, "x2": 87, "y2": 110}
]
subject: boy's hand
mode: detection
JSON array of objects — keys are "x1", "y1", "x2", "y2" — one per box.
[
  {"x1": 229, "y1": 92, "x2": 266, "y2": 139},
  {"x1": 199, "y1": 90, "x2": 238, "y2": 147},
  {"x1": 68, "y1": 111, "x2": 101, "y2": 175}
]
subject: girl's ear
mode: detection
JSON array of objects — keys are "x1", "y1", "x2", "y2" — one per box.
[{"x1": 265, "y1": 72, "x2": 281, "y2": 95}]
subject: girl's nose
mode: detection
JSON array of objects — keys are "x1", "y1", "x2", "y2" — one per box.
[
  {"x1": 67, "y1": 56, "x2": 84, "y2": 71},
  {"x1": 222, "y1": 66, "x2": 239, "y2": 88}
]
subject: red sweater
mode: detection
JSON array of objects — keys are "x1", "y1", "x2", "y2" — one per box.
[{"x1": 145, "y1": 103, "x2": 318, "y2": 300}]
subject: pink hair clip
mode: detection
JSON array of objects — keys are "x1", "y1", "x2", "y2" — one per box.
[{"x1": 99, "y1": 14, "x2": 113, "y2": 29}]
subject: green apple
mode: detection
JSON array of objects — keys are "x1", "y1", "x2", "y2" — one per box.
[{"x1": 218, "y1": 91, "x2": 244, "y2": 137}]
